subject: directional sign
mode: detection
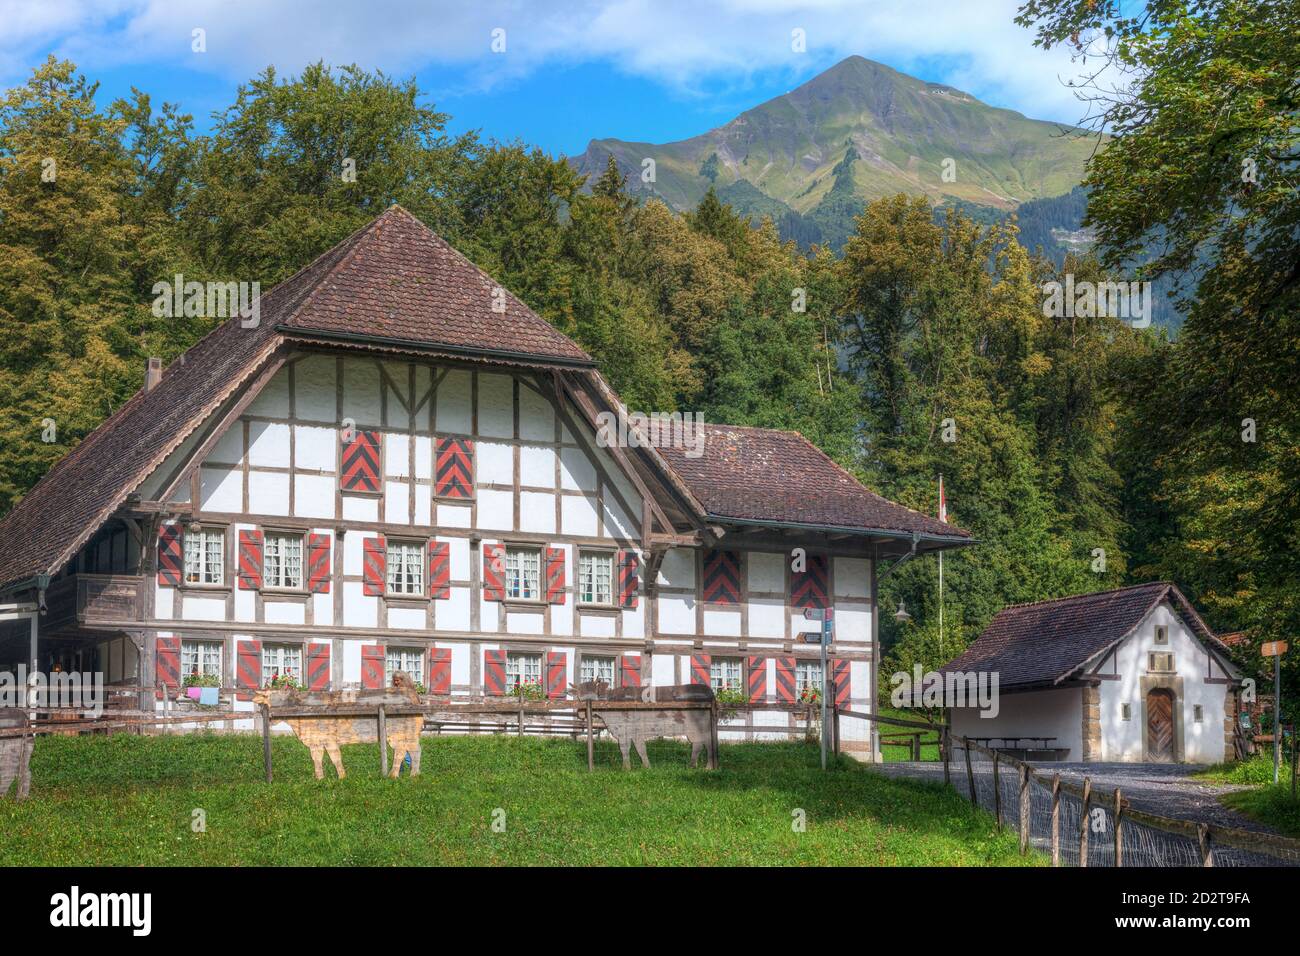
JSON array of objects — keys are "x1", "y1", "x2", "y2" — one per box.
[{"x1": 1262, "y1": 641, "x2": 1289, "y2": 658}]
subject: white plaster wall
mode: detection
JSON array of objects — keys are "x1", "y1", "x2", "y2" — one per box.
[
  {"x1": 1098, "y1": 602, "x2": 1229, "y2": 763},
  {"x1": 950, "y1": 687, "x2": 1084, "y2": 760}
]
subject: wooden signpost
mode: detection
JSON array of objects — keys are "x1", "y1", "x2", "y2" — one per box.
[{"x1": 1262, "y1": 641, "x2": 1288, "y2": 784}]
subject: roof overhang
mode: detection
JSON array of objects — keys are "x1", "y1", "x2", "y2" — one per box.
[
  {"x1": 708, "y1": 514, "x2": 975, "y2": 556},
  {"x1": 278, "y1": 326, "x2": 598, "y2": 370}
]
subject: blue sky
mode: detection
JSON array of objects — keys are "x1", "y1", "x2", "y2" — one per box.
[{"x1": 1, "y1": 1, "x2": 1092, "y2": 157}]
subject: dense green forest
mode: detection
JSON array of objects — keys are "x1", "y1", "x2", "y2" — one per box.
[{"x1": 0, "y1": 1, "x2": 1294, "y2": 702}]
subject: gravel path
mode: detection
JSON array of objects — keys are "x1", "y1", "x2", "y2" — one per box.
[{"x1": 875, "y1": 760, "x2": 1273, "y2": 833}]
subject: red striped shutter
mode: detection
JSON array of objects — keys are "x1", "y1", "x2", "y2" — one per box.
[
  {"x1": 545, "y1": 547, "x2": 565, "y2": 604},
  {"x1": 747, "y1": 656, "x2": 767, "y2": 703},
  {"x1": 702, "y1": 550, "x2": 742, "y2": 604},
  {"x1": 620, "y1": 654, "x2": 642, "y2": 688},
  {"x1": 774, "y1": 657, "x2": 796, "y2": 703},
  {"x1": 306, "y1": 642, "x2": 331, "y2": 691},
  {"x1": 157, "y1": 524, "x2": 182, "y2": 586},
  {"x1": 237, "y1": 529, "x2": 263, "y2": 590},
  {"x1": 156, "y1": 636, "x2": 181, "y2": 690},
  {"x1": 340, "y1": 429, "x2": 382, "y2": 492},
  {"x1": 362, "y1": 536, "x2": 386, "y2": 596},
  {"x1": 236, "y1": 639, "x2": 262, "y2": 699},
  {"x1": 482, "y1": 544, "x2": 505, "y2": 601},
  {"x1": 428, "y1": 648, "x2": 452, "y2": 696},
  {"x1": 617, "y1": 551, "x2": 639, "y2": 609},
  {"x1": 435, "y1": 437, "x2": 474, "y2": 498},
  {"x1": 428, "y1": 541, "x2": 450, "y2": 599},
  {"x1": 546, "y1": 651, "x2": 567, "y2": 699},
  {"x1": 830, "y1": 659, "x2": 851, "y2": 708},
  {"x1": 361, "y1": 644, "x2": 385, "y2": 690},
  {"x1": 483, "y1": 649, "x2": 507, "y2": 695},
  {"x1": 307, "y1": 533, "x2": 331, "y2": 593},
  {"x1": 791, "y1": 554, "x2": 829, "y2": 609},
  {"x1": 690, "y1": 653, "x2": 711, "y2": 686}
]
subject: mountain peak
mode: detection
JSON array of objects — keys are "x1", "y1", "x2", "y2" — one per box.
[{"x1": 571, "y1": 55, "x2": 1094, "y2": 247}]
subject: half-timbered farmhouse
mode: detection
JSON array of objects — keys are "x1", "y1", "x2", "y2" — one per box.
[
  {"x1": 943, "y1": 584, "x2": 1242, "y2": 763},
  {"x1": 0, "y1": 206, "x2": 970, "y2": 759}
]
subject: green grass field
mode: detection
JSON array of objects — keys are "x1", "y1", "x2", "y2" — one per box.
[
  {"x1": 1195, "y1": 755, "x2": 1300, "y2": 837},
  {"x1": 0, "y1": 733, "x2": 1036, "y2": 866}
]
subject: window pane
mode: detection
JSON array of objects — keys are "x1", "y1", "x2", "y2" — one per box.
[
  {"x1": 181, "y1": 641, "x2": 222, "y2": 679},
  {"x1": 386, "y1": 647, "x2": 424, "y2": 686},
  {"x1": 506, "y1": 653, "x2": 542, "y2": 689},
  {"x1": 386, "y1": 542, "x2": 424, "y2": 595},
  {"x1": 710, "y1": 659, "x2": 741, "y2": 691},
  {"x1": 579, "y1": 553, "x2": 613, "y2": 604},
  {"x1": 580, "y1": 655, "x2": 615, "y2": 683},
  {"x1": 506, "y1": 548, "x2": 540, "y2": 600},
  {"x1": 265, "y1": 533, "x2": 303, "y2": 589}
]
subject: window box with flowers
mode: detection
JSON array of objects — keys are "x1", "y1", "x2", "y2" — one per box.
[
  {"x1": 715, "y1": 686, "x2": 749, "y2": 720},
  {"x1": 508, "y1": 680, "x2": 547, "y2": 702}
]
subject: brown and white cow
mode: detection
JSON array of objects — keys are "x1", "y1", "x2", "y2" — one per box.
[{"x1": 253, "y1": 672, "x2": 423, "y2": 780}]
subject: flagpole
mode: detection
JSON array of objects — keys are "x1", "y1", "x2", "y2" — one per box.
[{"x1": 938, "y1": 475, "x2": 944, "y2": 657}]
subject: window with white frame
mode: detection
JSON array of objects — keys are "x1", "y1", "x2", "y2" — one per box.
[
  {"x1": 506, "y1": 652, "x2": 543, "y2": 691},
  {"x1": 710, "y1": 658, "x2": 742, "y2": 692},
  {"x1": 183, "y1": 528, "x2": 225, "y2": 585},
  {"x1": 796, "y1": 660, "x2": 823, "y2": 696},
  {"x1": 386, "y1": 646, "x2": 425, "y2": 686},
  {"x1": 262, "y1": 643, "x2": 302, "y2": 684},
  {"x1": 505, "y1": 547, "x2": 542, "y2": 601},
  {"x1": 578, "y1": 551, "x2": 614, "y2": 605},
  {"x1": 580, "y1": 655, "x2": 616, "y2": 685},
  {"x1": 181, "y1": 640, "x2": 222, "y2": 680},
  {"x1": 264, "y1": 532, "x2": 304, "y2": 589},
  {"x1": 386, "y1": 541, "x2": 424, "y2": 595}
]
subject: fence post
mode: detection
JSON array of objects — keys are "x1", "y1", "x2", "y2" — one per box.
[
  {"x1": 964, "y1": 738, "x2": 976, "y2": 807},
  {"x1": 517, "y1": 695, "x2": 524, "y2": 737},
  {"x1": 260, "y1": 703, "x2": 273, "y2": 784},
  {"x1": 992, "y1": 752, "x2": 1002, "y2": 829},
  {"x1": 1113, "y1": 787, "x2": 1124, "y2": 867},
  {"x1": 586, "y1": 701, "x2": 594, "y2": 771},
  {"x1": 378, "y1": 704, "x2": 388, "y2": 777},
  {"x1": 1018, "y1": 765, "x2": 1029, "y2": 855},
  {"x1": 1079, "y1": 776, "x2": 1091, "y2": 868},
  {"x1": 1292, "y1": 729, "x2": 1298, "y2": 799},
  {"x1": 942, "y1": 728, "x2": 950, "y2": 786},
  {"x1": 912, "y1": 732, "x2": 920, "y2": 761},
  {"x1": 1198, "y1": 824, "x2": 1215, "y2": 867},
  {"x1": 1050, "y1": 773, "x2": 1061, "y2": 867}
]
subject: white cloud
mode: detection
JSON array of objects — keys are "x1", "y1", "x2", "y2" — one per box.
[{"x1": 0, "y1": 0, "x2": 1092, "y2": 126}]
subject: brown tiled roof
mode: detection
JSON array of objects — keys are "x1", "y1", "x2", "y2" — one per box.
[
  {"x1": 655, "y1": 424, "x2": 968, "y2": 539},
  {"x1": 0, "y1": 208, "x2": 957, "y2": 594},
  {"x1": 941, "y1": 582, "x2": 1228, "y2": 690},
  {"x1": 0, "y1": 207, "x2": 593, "y2": 593},
  {"x1": 278, "y1": 206, "x2": 592, "y2": 364}
]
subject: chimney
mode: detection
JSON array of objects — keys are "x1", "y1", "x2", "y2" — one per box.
[{"x1": 145, "y1": 357, "x2": 163, "y2": 392}]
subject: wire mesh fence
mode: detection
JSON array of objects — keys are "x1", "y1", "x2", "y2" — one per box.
[{"x1": 944, "y1": 735, "x2": 1300, "y2": 867}]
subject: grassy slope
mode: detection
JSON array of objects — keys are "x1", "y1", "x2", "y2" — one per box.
[
  {"x1": 1194, "y1": 755, "x2": 1300, "y2": 837},
  {"x1": 0, "y1": 734, "x2": 1036, "y2": 866}
]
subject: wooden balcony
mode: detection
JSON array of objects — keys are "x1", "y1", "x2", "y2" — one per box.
[{"x1": 42, "y1": 574, "x2": 144, "y2": 634}]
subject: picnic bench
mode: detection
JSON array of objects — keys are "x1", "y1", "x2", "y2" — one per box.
[{"x1": 966, "y1": 737, "x2": 1069, "y2": 761}]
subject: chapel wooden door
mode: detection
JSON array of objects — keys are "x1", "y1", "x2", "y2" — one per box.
[{"x1": 1146, "y1": 689, "x2": 1175, "y2": 762}]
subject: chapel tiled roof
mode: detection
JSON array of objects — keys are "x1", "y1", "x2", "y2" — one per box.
[
  {"x1": 940, "y1": 582, "x2": 1227, "y2": 690},
  {"x1": 655, "y1": 424, "x2": 968, "y2": 539}
]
